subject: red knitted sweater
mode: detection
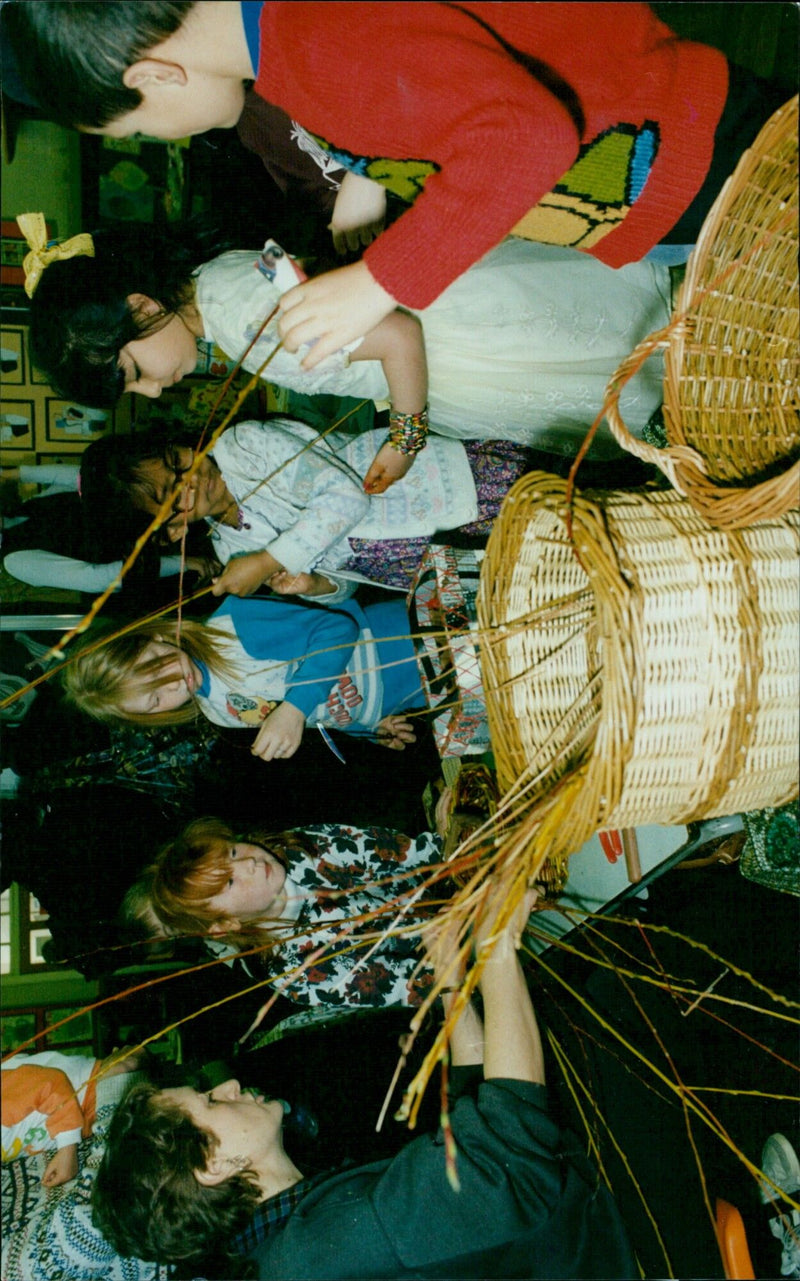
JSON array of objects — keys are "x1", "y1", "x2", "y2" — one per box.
[{"x1": 256, "y1": 1, "x2": 728, "y2": 307}]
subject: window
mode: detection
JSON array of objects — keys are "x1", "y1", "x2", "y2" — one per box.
[{"x1": 0, "y1": 884, "x2": 59, "y2": 975}]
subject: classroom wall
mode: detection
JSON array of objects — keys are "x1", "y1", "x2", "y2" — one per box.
[{"x1": 1, "y1": 119, "x2": 82, "y2": 238}]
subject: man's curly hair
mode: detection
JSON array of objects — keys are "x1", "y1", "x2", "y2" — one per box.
[{"x1": 92, "y1": 1083, "x2": 260, "y2": 1271}]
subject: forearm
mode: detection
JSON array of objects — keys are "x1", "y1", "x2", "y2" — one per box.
[
  {"x1": 480, "y1": 950, "x2": 545, "y2": 1086},
  {"x1": 353, "y1": 310, "x2": 428, "y2": 415},
  {"x1": 18, "y1": 463, "x2": 81, "y2": 491},
  {"x1": 442, "y1": 993, "x2": 484, "y2": 1068},
  {"x1": 3, "y1": 549, "x2": 123, "y2": 592},
  {"x1": 283, "y1": 614, "x2": 359, "y2": 717}
]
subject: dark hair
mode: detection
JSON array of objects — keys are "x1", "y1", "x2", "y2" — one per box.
[
  {"x1": 1, "y1": 2, "x2": 195, "y2": 129},
  {"x1": 28, "y1": 224, "x2": 217, "y2": 408},
  {"x1": 92, "y1": 1082, "x2": 260, "y2": 1270},
  {"x1": 78, "y1": 417, "x2": 203, "y2": 530}
]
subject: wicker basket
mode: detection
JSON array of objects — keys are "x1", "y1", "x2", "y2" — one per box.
[
  {"x1": 477, "y1": 472, "x2": 799, "y2": 866},
  {"x1": 603, "y1": 95, "x2": 799, "y2": 529}
]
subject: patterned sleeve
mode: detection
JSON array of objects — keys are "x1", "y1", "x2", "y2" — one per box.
[{"x1": 305, "y1": 825, "x2": 443, "y2": 876}]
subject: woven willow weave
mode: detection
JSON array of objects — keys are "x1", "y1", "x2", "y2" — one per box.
[
  {"x1": 604, "y1": 95, "x2": 799, "y2": 529},
  {"x1": 477, "y1": 472, "x2": 799, "y2": 867}
]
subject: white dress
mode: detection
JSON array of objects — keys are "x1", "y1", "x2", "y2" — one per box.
[{"x1": 195, "y1": 239, "x2": 671, "y2": 460}]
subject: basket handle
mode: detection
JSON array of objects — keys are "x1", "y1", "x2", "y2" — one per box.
[{"x1": 602, "y1": 322, "x2": 708, "y2": 494}]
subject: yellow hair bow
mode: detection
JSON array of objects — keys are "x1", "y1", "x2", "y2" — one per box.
[{"x1": 16, "y1": 212, "x2": 95, "y2": 299}]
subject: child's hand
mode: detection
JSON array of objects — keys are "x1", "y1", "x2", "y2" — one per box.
[
  {"x1": 278, "y1": 261, "x2": 396, "y2": 370},
  {"x1": 100, "y1": 1045, "x2": 143, "y2": 1076},
  {"x1": 376, "y1": 714, "x2": 417, "y2": 751},
  {"x1": 434, "y1": 785, "x2": 455, "y2": 837},
  {"x1": 251, "y1": 701, "x2": 306, "y2": 762},
  {"x1": 329, "y1": 173, "x2": 387, "y2": 256},
  {"x1": 363, "y1": 442, "x2": 415, "y2": 495},
  {"x1": 212, "y1": 551, "x2": 284, "y2": 598},
  {"x1": 42, "y1": 1145, "x2": 78, "y2": 1187},
  {"x1": 269, "y1": 570, "x2": 337, "y2": 597},
  {"x1": 184, "y1": 555, "x2": 223, "y2": 586}
]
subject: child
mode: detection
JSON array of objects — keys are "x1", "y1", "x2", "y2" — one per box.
[
  {"x1": 4, "y1": 3, "x2": 785, "y2": 364},
  {"x1": 61, "y1": 595, "x2": 425, "y2": 761},
  {"x1": 1, "y1": 461, "x2": 219, "y2": 596},
  {"x1": 2, "y1": 1048, "x2": 138, "y2": 1186},
  {"x1": 24, "y1": 221, "x2": 672, "y2": 474},
  {"x1": 124, "y1": 817, "x2": 447, "y2": 1009},
  {"x1": 78, "y1": 415, "x2": 529, "y2": 600}
]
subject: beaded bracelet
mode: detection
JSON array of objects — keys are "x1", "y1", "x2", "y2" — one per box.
[{"x1": 388, "y1": 406, "x2": 429, "y2": 456}]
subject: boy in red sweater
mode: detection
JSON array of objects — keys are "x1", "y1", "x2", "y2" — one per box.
[{"x1": 3, "y1": 3, "x2": 786, "y2": 365}]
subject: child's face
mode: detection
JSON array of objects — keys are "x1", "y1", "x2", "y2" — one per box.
[
  {"x1": 119, "y1": 314, "x2": 200, "y2": 399},
  {"x1": 120, "y1": 641, "x2": 202, "y2": 716},
  {"x1": 86, "y1": 72, "x2": 247, "y2": 142},
  {"x1": 207, "y1": 845, "x2": 288, "y2": 925},
  {"x1": 134, "y1": 450, "x2": 232, "y2": 539}
]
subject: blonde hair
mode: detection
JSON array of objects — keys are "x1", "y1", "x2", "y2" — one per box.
[
  {"x1": 136, "y1": 817, "x2": 314, "y2": 949},
  {"x1": 61, "y1": 617, "x2": 240, "y2": 727},
  {"x1": 120, "y1": 870, "x2": 172, "y2": 940}
]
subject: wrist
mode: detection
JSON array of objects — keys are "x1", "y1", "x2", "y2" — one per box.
[{"x1": 388, "y1": 407, "x2": 429, "y2": 456}]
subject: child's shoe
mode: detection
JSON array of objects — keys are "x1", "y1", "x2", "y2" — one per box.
[{"x1": 759, "y1": 1133, "x2": 800, "y2": 1279}]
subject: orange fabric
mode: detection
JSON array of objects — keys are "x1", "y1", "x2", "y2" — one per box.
[{"x1": 2, "y1": 1064, "x2": 86, "y2": 1141}]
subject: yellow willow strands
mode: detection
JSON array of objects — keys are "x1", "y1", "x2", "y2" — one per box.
[
  {"x1": 0, "y1": 566, "x2": 600, "y2": 713},
  {"x1": 0, "y1": 943, "x2": 285, "y2": 1061},
  {"x1": 547, "y1": 1029, "x2": 667, "y2": 1280},
  {"x1": 575, "y1": 915, "x2": 800, "y2": 1013},
  {"x1": 439, "y1": 1051, "x2": 461, "y2": 1192},
  {"x1": 399, "y1": 872, "x2": 534, "y2": 1127},
  {"x1": 42, "y1": 336, "x2": 288, "y2": 662},
  {"x1": 529, "y1": 947, "x2": 782, "y2": 1192},
  {"x1": 685, "y1": 1088, "x2": 800, "y2": 1102},
  {"x1": 0, "y1": 584, "x2": 214, "y2": 711},
  {"x1": 545, "y1": 911, "x2": 800, "y2": 1026},
  {"x1": 604, "y1": 938, "x2": 719, "y2": 1237},
  {"x1": 548, "y1": 911, "x2": 800, "y2": 1069},
  {"x1": 674, "y1": 1000, "x2": 800, "y2": 1074},
  {"x1": 0, "y1": 597, "x2": 516, "y2": 715},
  {"x1": 526, "y1": 931, "x2": 800, "y2": 1030}
]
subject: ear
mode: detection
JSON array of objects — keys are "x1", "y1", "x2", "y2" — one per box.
[
  {"x1": 126, "y1": 293, "x2": 163, "y2": 321},
  {"x1": 207, "y1": 917, "x2": 241, "y2": 938},
  {"x1": 122, "y1": 59, "x2": 188, "y2": 91},
  {"x1": 194, "y1": 1157, "x2": 230, "y2": 1188}
]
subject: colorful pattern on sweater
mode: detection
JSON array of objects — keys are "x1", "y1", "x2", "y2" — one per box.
[
  {"x1": 301, "y1": 119, "x2": 660, "y2": 252},
  {"x1": 2, "y1": 1090, "x2": 169, "y2": 1281}
]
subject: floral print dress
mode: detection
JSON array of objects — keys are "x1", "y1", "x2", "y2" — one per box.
[{"x1": 239, "y1": 825, "x2": 445, "y2": 1009}]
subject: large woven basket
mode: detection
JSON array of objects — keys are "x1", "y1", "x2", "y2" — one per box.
[
  {"x1": 477, "y1": 472, "x2": 799, "y2": 867},
  {"x1": 603, "y1": 95, "x2": 799, "y2": 529}
]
